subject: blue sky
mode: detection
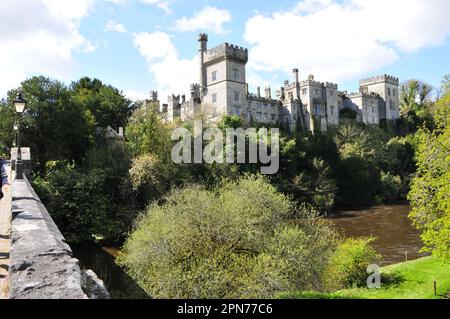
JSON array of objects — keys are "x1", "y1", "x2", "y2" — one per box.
[{"x1": 1, "y1": 0, "x2": 449, "y2": 101}]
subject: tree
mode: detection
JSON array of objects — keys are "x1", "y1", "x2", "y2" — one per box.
[
  {"x1": 71, "y1": 77, "x2": 133, "y2": 130},
  {"x1": 8, "y1": 76, "x2": 94, "y2": 173},
  {"x1": 400, "y1": 79, "x2": 434, "y2": 133},
  {"x1": 117, "y1": 175, "x2": 339, "y2": 298},
  {"x1": 408, "y1": 88, "x2": 450, "y2": 261}
]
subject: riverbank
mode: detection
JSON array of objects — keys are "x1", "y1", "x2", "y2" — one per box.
[{"x1": 281, "y1": 256, "x2": 450, "y2": 299}]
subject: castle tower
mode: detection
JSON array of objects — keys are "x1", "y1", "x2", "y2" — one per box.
[
  {"x1": 198, "y1": 33, "x2": 208, "y2": 96},
  {"x1": 359, "y1": 74, "x2": 400, "y2": 123},
  {"x1": 202, "y1": 40, "x2": 249, "y2": 119}
]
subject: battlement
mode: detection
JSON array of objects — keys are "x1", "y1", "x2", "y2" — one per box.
[
  {"x1": 300, "y1": 74, "x2": 324, "y2": 87},
  {"x1": 325, "y1": 82, "x2": 338, "y2": 89},
  {"x1": 348, "y1": 91, "x2": 380, "y2": 99},
  {"x1": 168, "y1": 94, "x2": 180, "y2": 104},
  {"x1": 359, "y1": 74, "x2": 399, "y2": 86},
  {"x1": 204, "y1": 42, "x2": 248, "y2": 64}
]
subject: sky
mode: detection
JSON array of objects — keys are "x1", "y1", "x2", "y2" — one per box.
[{"x1": 0, "y1": 0, "x2": 449, "y2": 102}]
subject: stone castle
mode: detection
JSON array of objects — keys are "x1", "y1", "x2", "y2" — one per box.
[{"x1": 144, "y1": 33, "x2": 400, "y2": 132}]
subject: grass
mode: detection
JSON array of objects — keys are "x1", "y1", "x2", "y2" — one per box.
[{"x1": 281, "y1": 256, "x2": 450, "y2": 299}]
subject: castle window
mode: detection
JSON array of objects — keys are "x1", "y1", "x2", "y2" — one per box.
[
  {"x1": 234, "y1": 105, "x2": 241, "y2": 116},
  {"x1": 271, "y1": 114, "x2": 276, "y2": 121},
  {"x1": 330, "y1": 106, "x2": 335, "y2": 116},
  {"x1": 315, "y1": 89, "x2": 320, "y2": 96},
  {"x1": 212, "y1": 93, "x2": 217, "y2": 103},
  {"x1": 393, "y1": 89, "x2": 397, "y2": 96},
  {"x1": 256, "y1": 112, "x2": 262, "y2": 121},
  {"x1": 329, "y1": 90, "x2": 334, "y2": 97},
  {"x1": 234, "y1": 91, "x2": 239, "y2": 102},
  {"x1": 233, "y1": 68, "x2": 239, "y2": 80},
  {"x1": 390, "y1": 100, "x2": 395, "y2": 110},
  {"x1": 302, "y1": 88, "x2": 308, "y2": 95},
  {"x1": 315, "y1": 105, "x2": 321, "y2": 115},
  {"x1": 388, "y1": 88, "x2": 391, "y2": 96},
  {"x1": 371, "y1": 106, "x2": 375, "y2": 113},
  {"x1": 212, "y1": 71, "x2": 217, "y2": 82},
  {"x1": 257, "y1": 103, "x2": 262, "y2": 111}
]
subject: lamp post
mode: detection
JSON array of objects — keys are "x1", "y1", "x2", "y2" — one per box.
[{"x1": 13, "y1": 93, "x2": 27, "y2": 180}]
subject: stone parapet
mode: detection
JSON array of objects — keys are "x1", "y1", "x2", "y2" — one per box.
[{"x1": 8, "y1": 177, "x2": 109, "y2": 299}]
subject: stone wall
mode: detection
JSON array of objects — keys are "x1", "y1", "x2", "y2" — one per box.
[{"x1": 8, "y1": 177, "x2": 109, "y2": 299}]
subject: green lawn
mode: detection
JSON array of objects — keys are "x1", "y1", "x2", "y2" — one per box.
[{"x1": 281, "y1": 256, "x2": 450, "y2": 299}]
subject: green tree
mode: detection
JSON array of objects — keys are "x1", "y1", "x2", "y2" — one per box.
[
  {"x1": 118, "y1": 175, "x2": 339, "y2": 298},
  {"x1": 408, "y1": 88, "x2": 450, "y2": 261},
  {"x1": 9, "y1": 76, "x2": 94, "y2": 173},
  {"x1": 71, "y1": 77, "x2": 133, "y2": 130}
]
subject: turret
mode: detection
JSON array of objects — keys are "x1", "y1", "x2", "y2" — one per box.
[
  {"x1": 198, "y1": 33, "x2": 208, "y2": 95},
  {"x1": 293, "y1": 68, "x2": 299, "y2": 83}
]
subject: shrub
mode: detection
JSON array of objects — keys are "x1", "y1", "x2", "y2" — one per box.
[
  {"x1": 33, "y1": 162, "x2": 137, "y2": 244},
  {"x1": 379, "y1": 171, "x2": 402, "y2": 201},
  {"x1": 323, "y1": 237, "x2": 381, "y2": 291},
  {"x1": 117, "y1": 175, "x2": 339, "y2": 298}
]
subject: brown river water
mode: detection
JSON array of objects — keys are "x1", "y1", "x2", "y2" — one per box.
[
  {"x1": 329, "y1": 203, "x2": 427, "y2": 266},
  {"x1": 73, "y1": 203, "x2": 426, "y2": 297}
]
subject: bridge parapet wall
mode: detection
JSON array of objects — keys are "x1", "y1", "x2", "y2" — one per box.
[{"x1": 9, "y1": 177, "x2": 109, "y2": 299}]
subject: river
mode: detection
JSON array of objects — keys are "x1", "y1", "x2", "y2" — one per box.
[
  {"x1": 73, "y1": 203, "x2": 426, "y2": 298},
  {"x1": 329, "y1": 203, "x2": 427, "y2": 265}
]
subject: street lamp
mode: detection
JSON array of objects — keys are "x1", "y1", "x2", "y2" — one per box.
[{"x1": 13, "y1": 93, "x2": 27, "y2": 180}]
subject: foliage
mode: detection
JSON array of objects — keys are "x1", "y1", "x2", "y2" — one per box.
[
  {"x1": 340, "y1": 107, "x2": 357, "y2": 120},
  {"x1": 322, "y1": 237, "x2": 381, "y2": 291},
  {"x1": 7, "y1": 76, "x2": 94, "y2": 172},
  {"x1": 71, "y1": 77, "x2": 133, "y2": 130},
  {"x1": 33, "y1": 161, "x2": 137, "y2": 245},
  {"x1": 117, "y1": 175, "x2": 339, "y2": 298},
  {"x1": 286, "y1": 256, "x2": 450, "y2": 299},
  {"x1": 399, "y1": 79, "x2": 435, "y2": 133},
  {"x1": 408, "y1": 89, "x2": 450, "y2": 261},
  {"x1": 378, "y1": 172, "x2": 402, "y2": 201}
]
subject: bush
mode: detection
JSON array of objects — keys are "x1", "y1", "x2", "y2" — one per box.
[
  {"x1": 33, "y1": 162, "x2": 137, "y2": 244},
  {"x1": 117, "y1": 175, "x2": 339, "y2": 298},
  {"x1": 323, "y1": 237, "x2": 381, "y2": 291},
  {"x1": 379, "y1": 172, "x2": 402, "y2": 201}
]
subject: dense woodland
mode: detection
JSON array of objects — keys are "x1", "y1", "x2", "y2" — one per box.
[{"x1": 0, "y1": 74, "x2": 448, "y2": 298}]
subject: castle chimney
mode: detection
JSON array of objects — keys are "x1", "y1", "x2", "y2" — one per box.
[
  {"x1": 308, "y1": 74, "x2": 315, "y2": 81},
  {"x1": 265, "y1": 86, "x2": 272, "y2": 99},
  {"x1": 150, "y1": 90, "x2": 158, "y2": 102},
  {"x1": 293, "y1": 68, "x2": 299, "y2": 83},
  {"x1": 257, "y1": 86, "x2": 261, "y2": 98},
  {"x1": 198, "y1": 33, "x2": 208, "y2": 95}
]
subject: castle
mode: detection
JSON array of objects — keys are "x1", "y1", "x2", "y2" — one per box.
[{"x1": 144, "y1": 34, "x2": 400, "y2": 132}]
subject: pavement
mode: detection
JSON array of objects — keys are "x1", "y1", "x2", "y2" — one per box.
[{"x1": 0, "y1": 166, "x2": 11, "y2": 299}]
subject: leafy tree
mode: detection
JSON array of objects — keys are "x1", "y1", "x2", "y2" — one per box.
[
  {"x1": 117, "y1": 175, "x2": 339, "y2": 298},
  {"x1": 33, "y1": 161, "x2": 137, "y2": 245},
  {"x1": 340, "y1": 107, "x2": 357, "y2": 120},
  {"x1": 71, "y1": 77, "x2": 133, "y2": 130},
  {"x1": 408, "y1": 88, "x2": 450, "y2": 261},
  {"x1": 8, "y1": 76, "x2": 94, "y2": 173},
  {"x1": 400, "y1": 79, "x2": 434, "y2": 133}
]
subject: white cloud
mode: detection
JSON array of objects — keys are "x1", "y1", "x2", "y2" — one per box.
[
  {"x1": 105, "y1": 20, "x2": 127, "y2": 33},
  {"x1": 174, "y1": 6, "x2": 232, "y2": 35},
  {"x1": 132, "y1": 32, "x2": 198, "y2": 101},
  {"x1": 124, "y1": 89, "x2": 149, "y2": 101},
  {"x1": 140, "y1": 0, "x2": 173, "y2": 14},
  {"x1": 244, "y1": 0, "x2": 450, "y2": 83},
  {"x1": 0, "y1": 0, "x2": 96, "y2": 96}
]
